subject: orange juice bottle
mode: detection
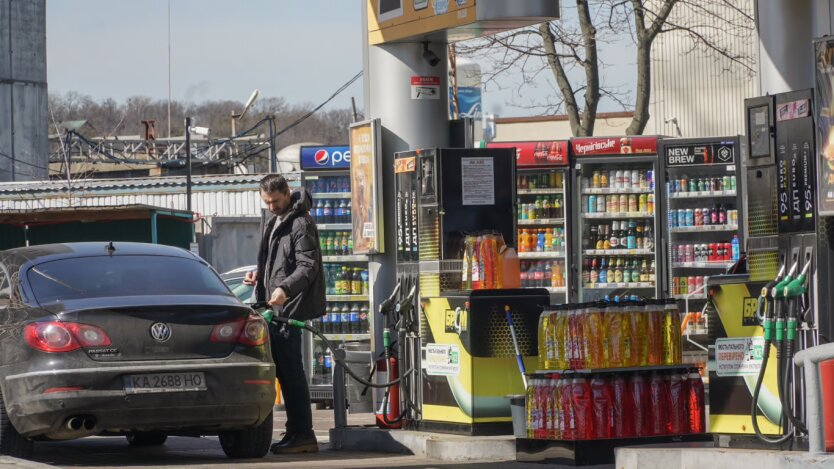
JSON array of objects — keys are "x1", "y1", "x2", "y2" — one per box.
[
  {"x1": 604, "y1": 299, "x2": 624, "y2": 368},
  {"x1": 500, "y1": 246, "x2": 520, "y2": 289},
  {"x1": 584, "y1": 302, "x2": 604, "y2": 369},
  {"x1": 552, "y1": 261, "x2": 564, "y2": 288}
]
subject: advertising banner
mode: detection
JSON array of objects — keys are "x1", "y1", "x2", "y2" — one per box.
[
  {"x1": 487, "y1": 140, "x2": 569, "y2": 167},
  {"x1": 815, "y1": 38, "x2": 834, "y2": 216},
  {"x1": 299, "y1": 146, "x2": 351, "y2": 171},
  {"x1": 571, "y1": 136, "x2": 658, "y2": 157},
  {"x1": 775, "y1": 90, "x2": 816, "y2": 233},
  {"x1": 664, "y1": 141, "x2": 736, "y2": 167},
  {"x1": 349, "y1": 119, "x2": 384, "y2": 254},
  {"x1": 450, "y1": 86, "x2": 482, "y2": 118}
]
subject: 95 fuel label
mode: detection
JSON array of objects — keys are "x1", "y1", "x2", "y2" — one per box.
[
  {"x1": 425, "y1": 344, "x2": 460, "y2": 376},
  {"x1": 715, "y1": 337, "x2": 765, "y2": 376}
]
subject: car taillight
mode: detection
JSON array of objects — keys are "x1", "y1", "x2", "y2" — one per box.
[
  {"x1": 24, "y1": 321, "x2": 111, "y2": 353},
  {"x1": 211, "y1": 316, "x2": 267, "y2": 346}
]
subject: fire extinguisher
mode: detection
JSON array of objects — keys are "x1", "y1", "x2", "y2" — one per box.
[{"x1": 376, "y1": 328, "x2": 402, "y2": 429}]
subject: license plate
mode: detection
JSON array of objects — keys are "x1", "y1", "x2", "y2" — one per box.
[{"x1": 124, "y1": 372, "x2": 207, "y2": 394}]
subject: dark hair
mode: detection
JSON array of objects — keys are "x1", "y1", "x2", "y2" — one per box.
[{"x1": 259, "y1": 174, "x2": 290, "y2": 194}]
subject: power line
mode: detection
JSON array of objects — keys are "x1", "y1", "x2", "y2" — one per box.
[
  {"x1": 0, "y1": 149, "x2": 51, "y2": 172},
  {"x1": 273, "y1": 71, "x2": 363, "y2": 138}
]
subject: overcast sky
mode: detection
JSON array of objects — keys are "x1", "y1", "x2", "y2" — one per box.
[{"x1": 46, "y1": 1, "x2": 636, "y2": 118}]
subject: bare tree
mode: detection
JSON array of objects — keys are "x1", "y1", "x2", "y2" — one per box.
[{"x1": 457, "y1": 0, "x2": 755, "y2": 136}]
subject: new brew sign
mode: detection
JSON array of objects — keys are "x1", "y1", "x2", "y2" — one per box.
[{"x1": 665, "y1": 142, "x2": 736, "y2": 167}]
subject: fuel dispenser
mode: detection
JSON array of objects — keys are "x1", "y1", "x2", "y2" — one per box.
[{"x1": 707, "y1": 89, "x2": 819, "y2": 449}]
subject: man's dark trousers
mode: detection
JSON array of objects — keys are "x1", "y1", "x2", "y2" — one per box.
[{"x1": 269, "y1": 323, "x2": 313, "y2": 436}]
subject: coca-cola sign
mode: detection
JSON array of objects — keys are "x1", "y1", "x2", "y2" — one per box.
[
  {"x1": 486, "y1": 140, "x2": 569, "y2": 167},
  {"x1": 571, "y1": 136, "x2": 658, "y2": 156}
]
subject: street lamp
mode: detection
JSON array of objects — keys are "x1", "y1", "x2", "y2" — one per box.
[
  {"x1": 231, "y1": 89, "x2": 260, "y2": 136},
  {"x1": 230, "y1": 89, "x2": 276, "y2": 173}
]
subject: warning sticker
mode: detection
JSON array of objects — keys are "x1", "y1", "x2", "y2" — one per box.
[
  {"x1": 425, "y1": 343, "x2": 460, "y2": 376},
  {"x1": 715, "y1": 337, "x2": 765, "y2": 376}
]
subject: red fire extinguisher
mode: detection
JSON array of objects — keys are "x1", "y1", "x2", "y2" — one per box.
[{"x1": 375, "y1": 330, "x2": 402, "y2": 429}]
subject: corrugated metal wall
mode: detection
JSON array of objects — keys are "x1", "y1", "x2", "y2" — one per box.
[
  {"x1": 648, "y1": 0, "x2": 758, "y2": 138},
  {"x1": 0, "y1": 0, "x2": 48, "y2": 182}
]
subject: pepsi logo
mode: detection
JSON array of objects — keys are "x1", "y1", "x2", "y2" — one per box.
[{"x1": 314, "y1": 150, "x2": 330, "y2": 166}]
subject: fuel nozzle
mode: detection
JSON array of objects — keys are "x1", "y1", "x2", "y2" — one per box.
[
  {"x1": 784, "y1": 259, "x2": 812, "y2": 299},
  {"x1": 762, "y1": 264, "x2": 786, "y2": 299},
  {"x1": 772, "y1": 261, "x2": 798, "y2": 299}
]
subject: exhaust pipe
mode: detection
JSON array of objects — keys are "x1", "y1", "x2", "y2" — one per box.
[
  {"x1": 66, "y1": 417, "x2": 82, "y2": 431},
  {"x1": 82, "y1": 417, "x2": 96, "y2": 431}
]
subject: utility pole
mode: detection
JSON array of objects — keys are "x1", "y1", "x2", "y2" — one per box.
[
  {"x1": 167, "y1": 0, "x2": 173, "y2": 138},
  {"x1": 185, "y1": 117, "x2": 192, "y2": 213},
  {"x1": 268, "y1": 115, "x2": 277, "y2": 173}
]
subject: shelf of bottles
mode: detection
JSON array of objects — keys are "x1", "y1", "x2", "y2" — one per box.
[
  {"x1": 578, "y1": 165, "x2": 658, "y2": 300},
  {"x1": 517, "y1": 169, "x2": 568, "y2": 295},
  {"x1": 525, "y1": 298, "x2": 706, "y2": 441},
  {"x1": 306, "y1": 173, "x2": 370, "y2": 387},
  {"x1": 666, "y1": 170, "x2": 741, "y2": 331}
]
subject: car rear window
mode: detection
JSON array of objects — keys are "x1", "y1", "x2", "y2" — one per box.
[{"x1": 27, "y1": 255, "x2": 232, "y2": 304}]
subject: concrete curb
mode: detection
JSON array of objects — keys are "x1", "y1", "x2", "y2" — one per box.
[
  {"x1": 0, "y1": 456, "x2": 55, "y2": 468},
  {"x1": 329, "y1": 427, "x2": 516, "y2": 462},
  {"x1": 616, "y1": 446, "x2": 834, "y2": 469}
]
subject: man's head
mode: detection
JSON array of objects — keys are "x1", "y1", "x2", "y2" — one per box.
[{"x1": 260, "y1": 174, "x2": 292, "y2": 216}]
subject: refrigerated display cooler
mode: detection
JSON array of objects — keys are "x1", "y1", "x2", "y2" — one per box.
[
  {"x1": 299, "y1": 145, "x2": 374, "y2": 405},
  {"x1": 487, "y1": 140, "x2": 571, "y2": 303},
  {"x1": 659, "y1": 137, "x2": 744, "y2": 345},
  {"x1": 570, "y1": 136, "x2": 663, "y2": 302}
]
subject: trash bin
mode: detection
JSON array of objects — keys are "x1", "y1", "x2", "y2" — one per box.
[
  {"x1": 507, "y1": 394, "x2": 526, "y2": 438},
  {"x1": 340, "y1": 342, "x2": 374, "y2": 414}
]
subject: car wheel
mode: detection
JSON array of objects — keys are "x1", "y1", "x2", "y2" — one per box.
[
  {"x1": 0, "y1": 393, "x2": 32, "y2": 459},
  {"x1": 126, "y1": 432, "x2": 168, "y2": 446},
  {"x1": 218, "y1": 411, "x2": 273, "y2": 459}
]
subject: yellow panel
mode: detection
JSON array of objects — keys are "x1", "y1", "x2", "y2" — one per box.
[
  {"x1": 710, "y1": 413, "x2": 782, "y2": 435},
  {"x1": 367, "y1": 0, "x2": 476, "y2": 45},
  {"x1": 421, "y1": 404, "x2": 512, "y2": 424}
]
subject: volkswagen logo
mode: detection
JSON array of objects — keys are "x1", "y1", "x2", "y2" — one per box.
[{"x1": 150, "y1": 323, "x2": 172, "y2": 343}]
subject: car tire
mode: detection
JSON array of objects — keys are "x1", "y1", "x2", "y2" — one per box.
[
  {"x1": 126, "y1": 432, "x2": 168, "y2": 446},
  {"x1": 0, "y1": 393, "x2": 33, "y2": 459},
  {"x1": 218, "y1": 411, "x2": 273, "y2": 459}
]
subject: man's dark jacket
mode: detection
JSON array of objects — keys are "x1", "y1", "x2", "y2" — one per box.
[{"x1": 255, "y1": 187, "x2": 326, "y2": 321}]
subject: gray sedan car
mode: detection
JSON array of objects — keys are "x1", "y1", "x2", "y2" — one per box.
[{"x1": 0, "y1": 242, "x2": 275, "y2": 459}]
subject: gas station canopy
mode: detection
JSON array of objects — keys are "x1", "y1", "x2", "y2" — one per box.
[{"x1": 368, "y1": 0, "x2": 560, "y2": 45}]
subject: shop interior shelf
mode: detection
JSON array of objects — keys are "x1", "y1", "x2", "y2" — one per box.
[
  {"x1": 672, "y1": 261, "x2": 735, "y2": 269},
  {"x1": 584, "y1": 282, "x2": 655, "y2": 289},
  {"x1": 583, "y1": 212, "x2": 654, "y2": 219},
  {"x1": 312, "y1": 192, "x2": 351, "y2": 199},
  {"x1": 321, "y1": 333, "x2": 370, "y2": 341},
  {"x1": 530, "y1": 364, "x2": 695, "y2": 375},
  {"x1": 326, "y1": 294, "x2": 369, "y2": 302},
  {"x1": 519, "y1": 251, "x2": 566, "y2": 259},
  {"x1": 669, "y1": 224, "x2": 738, "y2": 233},
  {"x1": 317, "y1": 223, "x2": 353, "y2": 230},
  {"x1": 518, "y1": 218, "x2": 565, "y2": 226},
  {"x1": 669, "y1": 190, "x2": 737, "y2": 199},
  {"x1": 584, "y1": 249, "x2": 654, "y2": 256},
  {"x1": 581, "y1": 187, "x2": 653, "y2": 195},
  {"x1": 322, "y1": 255, "x2": 369, "y2": 262},
  {"x1": 517, "y1": 188, "x2": 564, "y2": 195}
]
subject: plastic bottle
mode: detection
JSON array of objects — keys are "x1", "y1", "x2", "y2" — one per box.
[
  {"x1": 331, "y1": 304, "x2": 342, "y2": 334},
  {"x1": 663, "y1": 299, "x2": 683, "y2": 365},
  {"x1": 649, "y1": 371, "x2": 670, "y2": 436},
  {"x1": 340, "y1": 304, "x2": 351, "y2": 333},
  {"x1": 646, "y1": 300, "x2": 664, "y2": 366},
  {"x1": 549, "y1": 377, "x2": 563, "y2": 440},
  {"x1": 630, "y1": 298, "x2": 649, "y2": 367},
  {"x1": 731, "y1": 234, "x2": 740, "y2": 260},
  {"x1": 687, "y1": 370, "x2": 706, "y2": 433},
  {"x1": 603, "y1": 300, "x2": 624, "y2": 368},
  {"x1": 561, "y1": 377, "x2": 575, "y2": 440},
  {"x1": 591, "y1": 375, "x2": 613, "y2": 439},
  {"x1": 552, "y1": 306, "x2": 569, "y2": 370},
  {"x1": 359, "y1": 304, "x2": 370, "y2": 334},
  {"x1": 499, "y1": 246, "x2": 521, "y2": 289},
  {"x1": 630, "y1": 373, "x2": 650, "y2": 437},
  {"x1": 571, "y1": 376, "x2": 593, "y2": 440},
  {"x1": 538, "y1": 310, "x2": 551, "y2": 370},
  {"x1": 668, "y1": 372, "x2": 688, "y2": 435},
  {"x1": 526, "y1": 379, "x2": 537, "y2": 438},
  {"x1": 612, "y1": 374, "x2": 635, "y2": 438},
  {"x1": 621, "y1": 298, "x2": 639, "y2": 368},
  {"x1": 584, "y1": 302, "x2": 604, "y2": 369}
]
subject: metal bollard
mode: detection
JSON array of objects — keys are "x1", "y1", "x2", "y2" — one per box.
[
  {"x1": 332, "y1": 345, "x2": 348, "y2": 428},
  {"x1": 794, "y1": 342, "x2": 834, "y2": 453}
]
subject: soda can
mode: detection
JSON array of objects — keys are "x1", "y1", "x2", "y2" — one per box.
[
  {"x1": 694, "y1": 209, "x2": 703, "y2": 226},
  {"x1": 695, "y1": 276, "x2": 704, "y2": 294},
  {"x1": 686, "y1": 244, "x2": 695, "y2": 262},
  {"x1": 597, "y1": 195, "x2": 606, "y2": 213},
  {"x1": 685, "y1": 209, "x2": 694, "y2": 227},
  {"x1": 680, "y1": 276, "x2": 688, "y2": 295},
  {"x1": 729, "y1": 209, "x2": 738, "y2": 225},
  {"x1": 677, "y1": 209, "x2": 686, "y2": 227},
  {"x1": 622, "y1": 170, "x2": 631, "y2": 189},
  {"x1": 709, "y1": 243, "x2": 717, "y2": 261},
  {"x1": 647, "y1": 170, "x2": 654, "y2": 190},
  {"x1": 632, "y1": 170, "x2": 640, "y2": 188},
  {"x1": 672, "y1": 277, "x2": 679, "y2": 295},
  {"x1": 615, "y1": 170, "x2": 623, "y2": 189},
  {"x1": 691, "y1": 178, "x2": 700, "y2": 193},
  {"x1": 588, "y1": 195, "x2": 597, "y2": 213},
  {"x1": 668, "y1": 209, "x2": 677, "y2": 228},
  {"x1": 688, "y1": 276, "x2": 697, "y2": 294}
]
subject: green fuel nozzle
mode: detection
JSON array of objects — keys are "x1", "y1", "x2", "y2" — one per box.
[
  {"x1": 772, "y1": 261, "x2": 798, "y2": 299},
  {"x1": 783, "y1": 259, "x2": 812, "y2": 299},
  {"x1": 762, "y1": 264, "x2": 786, "y2": 299}
]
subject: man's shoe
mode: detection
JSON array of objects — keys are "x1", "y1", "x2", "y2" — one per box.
[
  {"x1": 273, "y1": 432, "x2": 294, "y2": 448},
  {"x1": 270, "y1": 433, "x2": 318, "y2": 455}
]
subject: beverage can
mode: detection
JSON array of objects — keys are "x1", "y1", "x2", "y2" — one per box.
[
  {"x1": 685, "y1": 209, "x2": 694, "y2": 227},
  {"x1": 588, "y1": 195, "x2": 597, "y2": 213},
  {"x1": 647, "y1": 170, "x2": 654, "y2": 190},
  {"x1": 615, "y1": 170, "x2": 623, "y2": 189},
  {"x1": 622, "y1": 170, "x2": 631, "y2": 189},
  {"x1": 688, "y1": 276, "x2": 697, "y2": 294},
  {"x1": 668, "y1": 209, "x2": 677, "y2": 228},
  {"x1": 679, "y1": 277, "x2": 688, "y2": 295},
  {"x1": 695, "y1": 276, "x2": 704, "y2": 293},
  {"x1": 701, "y1": 208, "x2": 711, "y2": 225},
  {"x1": 686, "y1": 244, "x2": 695, "y2": 263},
  {"x1": 597, "y1": 195, "x2": 606, "y2": 213},
  {"x1": 694, "y1": 209, "x2": 703, "y2": 226}
]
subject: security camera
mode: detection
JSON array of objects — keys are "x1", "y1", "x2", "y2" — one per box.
[
  {"x1": 189, "y1": 126, "x2": 210, "y2": 137},
  {"x1": 422, "y1": 42, "x2": 440, "y2": 67}
]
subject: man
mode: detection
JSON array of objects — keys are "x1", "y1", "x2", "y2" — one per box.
[{"x1": 244, "y1": 174, "x2": 325, "y2": 454}]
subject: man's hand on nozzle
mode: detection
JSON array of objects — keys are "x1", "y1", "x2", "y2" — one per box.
[
  {"x1": 269, "y1": 287, "x2": 288, "y2": 307},
  {"x1": 243, "y1": 271, "x2": 258, "y2": 286}
]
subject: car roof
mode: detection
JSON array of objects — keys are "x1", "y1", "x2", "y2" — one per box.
[
  {"x1": 221, "y1": 265, "x2": 257, "y2": 277},
  {"x1": 1, "y1": 242, "x2": 196, "y2": 269}
]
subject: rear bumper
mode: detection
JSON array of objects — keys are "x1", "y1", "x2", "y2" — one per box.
[{"x1": 3, "y1": 360, "x2": 276, "y2": 438}]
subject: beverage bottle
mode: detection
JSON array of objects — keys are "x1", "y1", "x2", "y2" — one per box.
[
  {"x1": 668, "y1": 372, "x2": 688, "y2": 435},
  {"x1": 644, "y1": 223, "x2": 654, "y2": 250},
  {"x1": 626, "y1": 221, "x2": 637, "y2": 250},
  {"x1": 646, "y1": 300, "x2": 664, "y2": 366},
  {"x1": 585, "y1": 303, "x2": 604, "y2": 369},
  {"x1": 631, "y1": 299, "x2": 649, "y2": 367},
  {"x1": 333, "y1": 266, "x2": 344, "y2": 294},
  {"x1": 630, "y1": 373, "x2": 651, "y2": 437},
  {"x1": 597, "y1": 225, "x2": 607, "y2": 250},
  {"x1": 591, "y1": 375, "x2": 613, "y2": 439},
  {"x1": 649, "y1": 371, "x2": 670, "y2": 436},
  {"x1": 613, "y1": 258, "x2": 624, "y2": 284},
  {"x1": 323, "y1": 200, "x2": 333, "y2": 223},
  {"x1": 552, "y1": 262, "x2": 564, "y2": 288},
  {"x1": 352, "y1": 268, "x2": 363, "y2": 295},
  {"x1": 540, "y1": 380, "x2": 552, "y2": 439},
  {"x1": 612, "y1": 374, "x2": 635, "y2": 437},
  {"x1": 647, "y1": 193, "x2": 655, "y2": 213},
  {"x1": 554, "y1": 306, "x2": 570, "y2": 369},
  {"x1": 499, "y1": 246, "x2": 521, "y2": 289},
  {"x1": 731, "y1": 235, "x2": 740, "y2": 260},
  {"x1": 622, "y1": 299, "x2": 639, "y2": 367},
  {"x1": 719, "y1": 204, "x2": 727, "y2": 224},
  {"x1": 560, "y1": 378, "x2": 576, "y2": 440},
  {"x1": 344, "y1": 267, "x2": 354, "y2": 295},
  {"x1": 348, "y1": 235, "x2": 354, "y2": 255},
  {"x1": 542, "y1": 197, "x2": 552, "y2": 220},
  {"x1": 666, "y1": 299, "x2": 683, "y2": 364},
  {"x1": 640, "y1": 259, "x2": 649, "y2": 283},
  {"x1": 340, "y1": 304, "x2": 351, "y2": 333},
  {"x1": 327, "y1": 177, "x2": 338, "y2": 192},
  {"x1": 528, "y1": 201, "x2": 537, "y2": 220},
  {"x1": 534, "y1": 197, "x2": 543, "y2": 219},
  {"x1": 628, "y1": 194, "x2": 638, "y2": 213},
  {"x1": 537, "y1": 230, "x2": 546, "y2": 253},
  {"x1": 359, "y1": 304, "x2": 370, "y2": 333},
  {"x1": 517, "y1": 199, "x2": 523, "y2": 221},
  {"x1": 639, "y1": 193, "x2": 648, "y2": 213},
  {"x1": 571, "y1": 377, "x2": 594, "y2": 439},
  {"x1": 687, "y1": 370, "x2": 706, "y2": 433},
  {"x1": 549, "y1": 377, "x2": 562, "y2": 440},
  {"x1": 315, "y1": 200, "x2": 324, "y2": 221},
  {"x1": 600, "y1": 171, "x2": 609, "y2": 188},
  {"x1": 603, "y1": 300, "x2": 624, "y2": 367},
  {"x1": 321, "y1": 308, "x2": 331, "y2": 334},
  {"x1": 349, "y1": 303, "x2": 360, "y2": 334},
  {"x1": 335, "y1": 200, "x2": 345, "y2": 223},
  {"x1": 582, "y1": 258, "x2": 591, "y2": 284},
  {"x1": 520, "y1": 229, "x2": 530, "y2": 253},
  {"x1": 538, "y1": 311, "x2": 551, "y2": 370},
  {"x1": 599, "y1": 258, "x2": 608, "y2": 284},
  {"x1": 331, "y1": 304, "x2": 342, "y2": 334},
  {"x1": 607, "y1": 257, "x2": 617, "y2": 285},
  {"x1": 526, "y1": 379, "x2": 537, "y2": 438},
  {"x1": 609, "y1": 221, "x2": 620, "y2": 249},
  {"x1": 552, "y1": 227, "x2": 562, "y2": 250},
  {"x1": 555, "y1": 197, "x2": 563, "y2": 219},
  {"x1": 323, "y1": 350, "x2": 332, "y2": 384}
]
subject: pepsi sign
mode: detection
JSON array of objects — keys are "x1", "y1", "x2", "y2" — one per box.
[{"x1": 300, "y1": 145, "x2": 351, "y2": 170}]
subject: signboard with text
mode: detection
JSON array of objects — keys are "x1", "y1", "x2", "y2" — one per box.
[
  {"x1": 299, "y1": 146, "x2": 351, "y2": 171},
  {"x1": 349, "y1": 119, "x2": 384, "y2": 254},
  {"x1": 487, "y1": 140, "x2": 569, "y2": 167},
  {"x1": 571, "y1": 136, "x2": 658, "y2": 157},
  {"x1": 814, "y1": 38, "x2": 834, "y2": 216},
  {"x1": 664, "y1": 141, "x2": 736, "y2": 167}
]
